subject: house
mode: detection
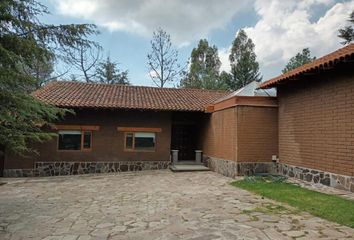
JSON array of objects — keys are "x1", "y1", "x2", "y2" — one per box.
[
  {"x1": 3, "y1": 83, "x2": 227, "y2": 176},
  {"x1": 3, "y1": 80, "x2": 278, "y2": 177},
  {"x1": 3, "y1": 44, "x2": 354, "y2": 193},
  {"x1": 259, "y1": 43, "x2": 354, "y2": 192}
]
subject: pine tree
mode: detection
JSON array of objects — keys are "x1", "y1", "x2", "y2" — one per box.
[
  {"x1": 282, "y1": 48, "x2": 316, "y2": 73},
  {"x1": 147, "y1": 28, "x2": 182, "y2": 87},
  {"x1": 0, "y1": 0, "x2": 97, "y2": 155},
  {"x1": 228, "y1": 29, "x2": 261, "y2": 90},
  {"x1": 95, "y1": 57, "x2": 129, "y2": 85},
  {"x1": 338, "y1": 11, "x2": 354, "y2": 45}
]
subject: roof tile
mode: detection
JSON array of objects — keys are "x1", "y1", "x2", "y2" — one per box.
[
  {"x1": 32, "y1": 81, "x2": 229, "y2": 112},
  {"x1": 259, "y1": 44, "x2": 354, "y2": 89}
]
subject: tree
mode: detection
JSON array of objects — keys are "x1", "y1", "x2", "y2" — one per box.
[
  {"x1": 282, "y1": 48, "x2": 316, "y2": 73},
  {"x1": 180, "y1": 39, "x2": 227, "y2": 90},
  {"x1": 95, "y1": 56, "x2": 129, "y2": 84},
  {"x1": 66, "y1": 43, "x2": 102, "y2": 82},
  {"x1": 338, "y1": 11, "x2": 354, "y2": 45},
  {"x1": 22, "y1": 55, "x2": 69, "y2": 89},
  {"x1": 147, "y1": 28, "x2": 182, "y2": 88},
  {"x1": 0, "y1": 0, "x2": 97, "y2": 155},
  {"x1": 219, "y1": 71, "x2": 232, "y2": 86},
  {"x1": 22, "y1": 55, "x2": 54, "y2": 88},
  {"x1": 199, "y1": 70, "x2": 229, "y2": 90},
  {"x1": 228, "y1": 29, "x2": 261, "y2": 90}
]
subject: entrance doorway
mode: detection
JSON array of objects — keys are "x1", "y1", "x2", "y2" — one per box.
[{"x1": 171, "y1": 124, "x2": 196, "y2": 161}]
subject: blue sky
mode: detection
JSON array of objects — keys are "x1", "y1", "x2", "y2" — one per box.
[{"x1": 41, "y1": 0, "x2": 354, "y2": 87}]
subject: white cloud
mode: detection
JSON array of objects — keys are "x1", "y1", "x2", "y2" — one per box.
[
  {"x1": 54, "y1": 0, "x2": 249, "y2": 45},
  {"x1": 243, "y1": 0, "x2": 354, "y2": 79},
  {"x1": 219, "y1": 47, "x2": 231, "y2": 72}
]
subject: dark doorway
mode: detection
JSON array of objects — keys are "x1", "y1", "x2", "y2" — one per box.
[{"x1": 171, "y1": 124, "x2": 196, "y2": 161}]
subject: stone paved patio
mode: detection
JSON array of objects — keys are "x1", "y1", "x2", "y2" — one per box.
[{"x1": 0, "y1": 170, "x2": 354, "y2": 240}]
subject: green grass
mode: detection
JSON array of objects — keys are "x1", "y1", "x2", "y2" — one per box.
[{"x1": 231, "y1": 177, "x2": 354, "y2": 228}]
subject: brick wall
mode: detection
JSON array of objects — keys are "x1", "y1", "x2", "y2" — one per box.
[
  {"x1": 5, "y1": 109, "x2": 172, "y2": 170},
  {"x1": 237, "y1": 106, "x2": 278, "y2": 162},
  {"x1": 278, "y1": 70, "x2": 354, "y2": 177},
  {"x1": 201, "y1": 104, "x2": 278, "y2": 163},
  {"x1": 200, "y1": 107, "x2": 237, "y2": 161}
]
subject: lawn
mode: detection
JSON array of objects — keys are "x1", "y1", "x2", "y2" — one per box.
[{"x1": 231, "y1": 176, "x2": 354, "y2": 228}]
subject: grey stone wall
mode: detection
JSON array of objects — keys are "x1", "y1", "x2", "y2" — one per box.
[
  {"x1": 205, "y1": 157, "x2": 354, "y2": 193},
  {"x1": 3, "y1": 161, "x2": 170, "y2": 177},
  {"x1": 205, "y1": 157, "x2": 238, "y2": 178},
  {"x1": 204, "y1": 156, "x2": 275, "y2": 178},
  {"x1": 278, "y1": 163, "x2": 354, "y2": 193}
]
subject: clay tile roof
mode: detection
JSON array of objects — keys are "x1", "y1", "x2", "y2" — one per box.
[
  {"x1": 259, "y1": 44, "x2": 354, "y2": 89},
  {"x1": 32, "y1": 81, "x2": 230, "y2": 112}
]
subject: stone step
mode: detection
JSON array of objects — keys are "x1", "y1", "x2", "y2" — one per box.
[
  {"x1": 173, "y1": 161, "x2": 203, "y2": 165},
  {"x1": 169, "y1": 164, "x2": 210, "y2": 172}
]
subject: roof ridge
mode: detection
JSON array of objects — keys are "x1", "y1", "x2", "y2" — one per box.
[{"x1": 52, "y1": 80, "x2": 229, "y2": 93}]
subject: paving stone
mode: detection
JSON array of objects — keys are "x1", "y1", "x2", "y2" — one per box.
[
  {"x1": 62, "y1": 235, "x2": 79, "y2": 240},
  {"x1": 0, "y1": 170, "x2": 353, "y2": 240},
  {"x1": 285, "y1": 230, "x2": 306, "y2": 238},
  {"x1": 96, "y1": 223, "x2": 114, "y2": 229}
]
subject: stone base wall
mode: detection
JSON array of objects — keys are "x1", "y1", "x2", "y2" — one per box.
[
  {"x1": 205, "y1": 157, "x2": 238, "y2": 178},
  {"x1": 278, "y1": 163, "x2": 354, "y2": 193},
  {"x1": 3, "y1": 161, "x2": 170, "y2": 177},
  {"x1": 238, "y1": 162, "x2": 277, "y2": 176},
  {"x1": 204, "y1": 156, "x2": 276, "y2": 178}
]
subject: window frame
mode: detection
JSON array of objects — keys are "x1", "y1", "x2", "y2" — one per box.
[
  {"x1": 124, "y1": 132, "x2": 156, "y2": 152},
  {"x1": 57, "y1": 130, "x2": 93, "y2": 152}
]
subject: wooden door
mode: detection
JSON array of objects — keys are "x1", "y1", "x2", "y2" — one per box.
[{"x1": 171, "y1": 124, "x2": 196, "y2": 161}]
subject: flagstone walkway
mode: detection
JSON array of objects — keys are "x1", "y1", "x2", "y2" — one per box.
[{"x1": 0, "y1": 170, "x2": 353, "y2": 240}]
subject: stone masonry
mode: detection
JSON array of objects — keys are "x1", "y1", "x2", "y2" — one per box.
[
  {"x1": 204, "y1": 156, "x2": 276, "y2": 178},
  {"x1": 279, "y1": 163, "x2": 354, "y2": 193},
  {"x1": 205, "y1": 157, "x2": 354, "y2": 193},
  {"x1": 3, "y1": 161, "x2": 170, "y2": 177}
]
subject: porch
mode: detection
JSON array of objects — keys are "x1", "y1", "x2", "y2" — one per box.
[{"x1": 169, "y1": 112, "x2": 209, "y2": 172}]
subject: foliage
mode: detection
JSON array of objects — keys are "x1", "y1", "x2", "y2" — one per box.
[
  {"x1": 95, "y1": 56, "x2": 129, "y2": 84},
  {"x1": 147, "y1": 28, "x2": 182, "y2": 87},
  {"x1": 338, "y1": 11, "x2": 354, "y2": 45},
  {"x1": 181, "y1": 39, "x2": 228, "y2": 90},
  {"x1": 23, "y1": 55, "x2": 55, "y2": 88},
  {"x1": 0, "y1": 0, "x2": 97, "y2": 154},
  {"x1": 66, "y1": 43, "x2": 102, "y2": 82},
  {"x1": 232, "y1": 179, "x2": 354, "y2": 228},
  {"x1": 228, "y1": 29, "x2": 261, "y2": 90},
  {"x1": 282, "y1": 48, "x2": 316, "y2": 73}
]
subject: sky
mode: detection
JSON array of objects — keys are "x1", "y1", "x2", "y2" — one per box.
[{"x1": 41, "y1": 0, "x2": 354, "y2": 87}]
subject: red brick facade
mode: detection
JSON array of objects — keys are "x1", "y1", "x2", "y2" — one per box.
[
  {"x1": 201, "y1": 107, "x2": 237, "y2": 161},
  {"x1": 5, "y1": 109, "x2": 172, "y2": 170},
  {"x1": 278, "y1": 69, "x2": 354, "y2": 177},
  {"x1": 201, "y1": 99, "x2": 278, "y2": 164},
  {"x1": 237, "y1": 106, "x2": 278, "y2": 163}
]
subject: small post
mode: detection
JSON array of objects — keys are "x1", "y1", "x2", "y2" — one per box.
[
  {"x1": 172, "y1": 150, "x2": 179, "y2": 165},
  {"x1": 195, "y1": 150, "x2": 202, "y2": 164}
]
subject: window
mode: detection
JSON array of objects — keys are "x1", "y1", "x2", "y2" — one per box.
[
  {"x1": 125, "y1": 132, "x2": 156, "y2": 151},
  {"x1": 58, "y1": 130, "x2": 92, "y2": 151}
]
